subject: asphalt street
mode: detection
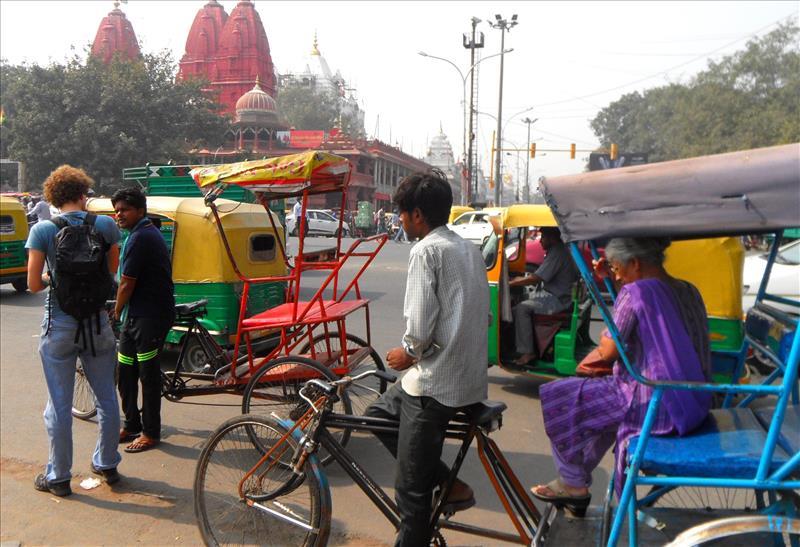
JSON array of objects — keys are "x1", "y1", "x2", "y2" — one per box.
[{"x1": 0, "y1": 235, "x2": 615, "y2": 546}]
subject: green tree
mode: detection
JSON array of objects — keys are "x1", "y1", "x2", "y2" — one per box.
[
  {"x1": 591, "y1": 21, "x2": 800, "y2": 162},
  {"x1": 276, "y1": 82, "x2": 365, "y2": 138},
  {"x1": 1, "y1": 49, "x2": 227, "y2": 193}
]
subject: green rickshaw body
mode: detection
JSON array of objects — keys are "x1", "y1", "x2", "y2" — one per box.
[
  {"x1": 0, "y1": 196, "x2": 29, "y2": 291},
  {"x1": 88, "y1": 196, "x2": 287, "y2": 347}
]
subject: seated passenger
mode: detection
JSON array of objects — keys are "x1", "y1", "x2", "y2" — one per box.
[
  {"x1": 510, "y1": 227, "x2": 578, "y2": 365},
  {"x1": 530, "y1": 237, "x2": 711, "y2": 516}
]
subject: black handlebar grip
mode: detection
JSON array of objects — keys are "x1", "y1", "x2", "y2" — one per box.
[{"x1": 374, "y1": 370, "x2": 397, "y2": 384}]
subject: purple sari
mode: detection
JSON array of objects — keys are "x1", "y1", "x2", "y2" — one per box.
[{"x1": 540, "y1": 277, "x2": 711, "y2": 494}]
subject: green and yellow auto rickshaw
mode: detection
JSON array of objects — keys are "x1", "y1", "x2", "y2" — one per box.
[
  {"x1": 0, "y1": 195, "x2": 29, "y2": 292},
  {"x1": 484, "y1": 204, "x2": 746, "y2": 381},
  {"x1": 88, "y1": 196, "x2": 287, "y2": 368}
]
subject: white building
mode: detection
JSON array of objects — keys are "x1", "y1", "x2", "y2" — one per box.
[{"x1": 424, "y1": 127, "x2": 463, "y2": 204}]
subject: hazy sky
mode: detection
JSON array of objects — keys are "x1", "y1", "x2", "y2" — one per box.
[{"x1": 1, "y1": 1, "x2": 796, "y2": 180}]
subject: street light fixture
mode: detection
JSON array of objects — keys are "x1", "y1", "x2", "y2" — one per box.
[
  {"x1": 417, "y1": 47, "x2": 513, "y2": 204},
  {"x1": 488, "y1": 13, "x2": 518, "y2": 206}
]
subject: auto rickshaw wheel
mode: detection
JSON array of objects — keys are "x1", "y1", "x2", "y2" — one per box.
[
  {"x1": 241, "y1": 356, "x2": 352, "y2": 466},
  {"x1": 11, "y1": 278, "x2": 27, "y2": 293}
]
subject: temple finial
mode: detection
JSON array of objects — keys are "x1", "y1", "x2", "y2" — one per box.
[{"x1": 311, "y1": 31, "x2": 320, "y2": 55}]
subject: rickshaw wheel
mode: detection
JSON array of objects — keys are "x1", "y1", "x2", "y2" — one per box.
[
  {"x1": 241, "y1": 356, "x2": 352, "y2": 466},
  {"x1": 641, "y1": 482, "x2": 765, "y2": 512},
  {"x1": 72, "y1": 361, "x2": 98, "y2": 420},
  {"x1": 194, "y1": 414, "x2": 329, "y2": 547},
  {"x1": 299, "y1": 332, "x2": 387, "y2": 416}
]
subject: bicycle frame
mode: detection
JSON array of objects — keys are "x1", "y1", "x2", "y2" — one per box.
[{"x1": 241, "y1": 398, "x2": 542, "y2": 545}]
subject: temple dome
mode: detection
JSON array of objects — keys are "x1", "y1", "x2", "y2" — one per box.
[
  {"x1": 90, "y1": 1, "x2": 141, "y2": 63},
  {"x1": 234, "y1": 79, "x2": 279, "y2": 126}
]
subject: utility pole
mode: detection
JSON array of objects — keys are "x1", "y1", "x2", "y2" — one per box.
[
  {"x1": 521, "y1": 117, "x2": 537, "y2": 202},
  {"x1": 463, "y1": 17, "x2": 484, "y2": 205},
  {"x1": 490, "y1": 14, "x2": 518, "y2": 206}
]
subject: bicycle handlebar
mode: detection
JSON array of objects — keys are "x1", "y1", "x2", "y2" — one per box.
[{"x1": 299, "y1": 369, "x2": 396, "y2": 411}]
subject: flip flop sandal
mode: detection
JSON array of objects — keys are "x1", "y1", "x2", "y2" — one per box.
[
  {"x1": 124, "y1": 437, "x2": 159, "y2": 453},
  {"x1": 119, "y1": 430, "x2": 140, "y2": 444},
  {"x1": 530, "y1": 478, "x2": 591, "y2": 517}
]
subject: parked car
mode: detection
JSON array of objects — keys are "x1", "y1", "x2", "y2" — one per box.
[
  {"x1": 742, "y1": 238, "x2": 800, "y2": 311},
  {"x1": 447, "y1": 210, "x2": 502, "y2": 244},
  {"x1": 286, "y1": 209, "x2": 350, "y2": 237}
]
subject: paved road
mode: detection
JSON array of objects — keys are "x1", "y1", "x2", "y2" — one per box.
[{"x1": 0, "y1": 236, "x2": 615, "y2": 546}]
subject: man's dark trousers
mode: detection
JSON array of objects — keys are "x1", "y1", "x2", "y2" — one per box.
[
  {"x1": 364, "y1": 383, "x2": 458, "y2": 547},
  {"x1": 117, "y1": 314, "x2": 172, "y2": 439}
]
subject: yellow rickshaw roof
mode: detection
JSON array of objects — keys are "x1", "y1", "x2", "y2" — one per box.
[
  {"x1": 87, "y1": 195, "x2": 275, "y2": 221},
  {"x1": 0, "y1": 195, "x2": 26, "y2": 211},
  {"x1": 501, "y1": 204, "x2": 557, "y2": 229},
  {"x1": 190, "y1": 151, "x2": 351, "y2": 198}
]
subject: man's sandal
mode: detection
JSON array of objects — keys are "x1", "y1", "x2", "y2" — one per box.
[
  {"x1": 124, "y1": 436, "x2": 159, "y2": 453},
  {"x1": 530, "y1": 478, "x2": 591, "y2": 517},
  {"x1": 119, "y1": 429, "x2": 140, "y2": 444}
]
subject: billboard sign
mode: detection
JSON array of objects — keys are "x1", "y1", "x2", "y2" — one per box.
[{"x1": 589, "y1": 152, "x2": 648, "y2": 171}]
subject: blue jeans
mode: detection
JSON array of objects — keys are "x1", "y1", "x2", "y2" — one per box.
[{"x1": 39, "y1": 313, "x2": 121, "y2": 482}]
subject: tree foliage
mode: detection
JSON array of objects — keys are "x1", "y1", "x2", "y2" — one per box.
[
  {"x1": 590, "y1": 21, "x2": 799, "y2": 162},
  {"x1": 277, "y1": 82, "x2": 365, "y2": 138},
  {"x1": 1, "y1": 50, "x2": 227, "y2": 193}
]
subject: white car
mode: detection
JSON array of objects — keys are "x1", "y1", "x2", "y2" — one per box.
[
  {"x1": 742, "y1": 238, "x2": 800, "y2": 311},
  {"x1": 286, "y1": 209, "x2": 350, "y2": 237},
  {"x1": 447, "y1": 210, "x2": 502, "y2": 245}
]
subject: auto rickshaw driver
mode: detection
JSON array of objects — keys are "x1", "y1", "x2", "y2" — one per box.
[{"x1": 509, "y1": 226, "x2": 579, "y2": 366}]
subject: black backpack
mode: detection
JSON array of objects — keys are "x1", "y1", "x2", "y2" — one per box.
[{"x1": 48, "y1": 214, "x2": 113, "y2": 351}]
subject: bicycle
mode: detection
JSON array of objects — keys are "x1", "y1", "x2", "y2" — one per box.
[{"x1": 193, "y1": 370, "x2": 542, "y2": 546}]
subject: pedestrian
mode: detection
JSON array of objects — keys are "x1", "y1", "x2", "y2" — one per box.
[
  {"x1": 25, "y1": 165, "x2": 122, "y2": 496},
  {"x1": 392, "y1": 210, "x2": 408, "y2": 242},
  {"x1": 364, "y1": 169, "x2": 490, "y2": 545},
  {"x1": 31, "y1": 196, "x2": 53, "y2": 222},
  {"x1": 112, "y1": 187, "x2": 175, "y2": 453},
  {"x1": 375, "y1": 207, "x2": 386, "y2": 234}
]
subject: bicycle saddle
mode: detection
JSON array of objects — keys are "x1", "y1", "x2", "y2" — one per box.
[
  {"x1": 174, "y1": 299, "x2": 208, "y2": 316},
  {"x1": 458, "y1": 400, "x2": 507, "y2": 429}
]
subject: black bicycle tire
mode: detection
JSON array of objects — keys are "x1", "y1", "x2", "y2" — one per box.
[
  {"x1": 193, "y1": 414, "x2": 330, "y2": 547},
  {"x1": 72, "y1": 362, "x2": 98, "y2": 420},
  {"x1": 241, "y1": 356, "x2": 352, "y2": 466}
]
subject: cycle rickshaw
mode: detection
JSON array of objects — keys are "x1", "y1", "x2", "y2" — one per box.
[
  {"x1": 534, "y1": 142, "x2": 800, "y2": 545},
  {"x1": 74, "y1": 151, "x2": 389, "y2": 441}
]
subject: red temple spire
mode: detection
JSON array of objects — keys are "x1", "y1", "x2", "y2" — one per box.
[{"x1": 90, "y1": 1, "x2": 141, "y2": 64}]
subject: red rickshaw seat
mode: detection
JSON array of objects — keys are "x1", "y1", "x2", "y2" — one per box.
[{"x1": 241, "y1": 299, "x2": 369, "y2": 329}]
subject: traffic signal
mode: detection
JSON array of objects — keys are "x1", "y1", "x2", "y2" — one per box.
[
  {"x1": 610, "y1": 143, "x2": 618, "y2": 160},
  {"x1": 530, "y1": 143, "x2": 536, "y2": 158},
  {"x1": 570, "y1": 143, "x2": 576, "y2": 159}
]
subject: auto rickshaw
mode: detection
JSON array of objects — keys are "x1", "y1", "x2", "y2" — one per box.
[
  {"x1": 88, "y1": 196, "x2": 287, "y2": 369},
  {"x1": 0, "y1": 195, "x2": 29, "y2": 292},
  {"x1": 486, "y1": 204, "x2": 747, "y2": 382},
  {"x1": 448, "y1": 205, "x2": 474, "y2": 224}
]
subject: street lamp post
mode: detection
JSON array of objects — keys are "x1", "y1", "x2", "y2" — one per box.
[
  {"x1": 463, "y1": 17, "x2": 484, "y2": 205},
  {"x1": 489, "y1": 13, "x2": 518, "y2": 206},
  {"x1": 521, "y1": 117, "x2": 537, "y2": 202},
  {"x1": 418, "y1": 47, "x2": 512, "y2": 205}
]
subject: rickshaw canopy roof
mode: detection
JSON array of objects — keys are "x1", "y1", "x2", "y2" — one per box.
[
  {"x1": 541, "y1": 143, "x2": 800, "y2": 242},
  {"x1": 500, "y1": 204, "x2": 557, "y2": 229},
  {"x1": 0, "y1": 195, "x2": 26, "y2": 211},
  {"x1": 190, "y1": 151, "x2": 351, "y2": 199}
]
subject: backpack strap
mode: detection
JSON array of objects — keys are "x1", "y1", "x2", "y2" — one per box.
[
  {"x1": 50, "y1": 215, "x2": 69, "y2": 230},
  {"x1": 83, "y1": 213, "x2": 97, "y2": 226}
]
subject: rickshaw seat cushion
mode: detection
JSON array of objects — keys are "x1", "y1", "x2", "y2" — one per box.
[
  {"x1": 241, "y1": 299, "x2": 369, "y2": 328},
  {"x1": 754, "y1": 404, "x2": 800, "y2": 455},
  {"x1": 629, "y1": 407, "x2": 793, "y2": 479}
]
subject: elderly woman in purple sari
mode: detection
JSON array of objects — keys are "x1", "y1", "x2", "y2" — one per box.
[{"x1": 530, "y1": 237, "x2": 712, "y2": 516}]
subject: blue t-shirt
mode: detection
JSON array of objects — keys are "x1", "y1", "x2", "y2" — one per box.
[
  {"x1": 120, "y1": 218, "x2": 174, "y2": 318},
  {"x1": 25, "y1": 211, "x2": 121, "y2": 320}
]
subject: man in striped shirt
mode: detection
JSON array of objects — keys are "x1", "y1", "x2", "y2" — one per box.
[{"x1": 365, "y1": 169, "x2": 490, "y2": 546}]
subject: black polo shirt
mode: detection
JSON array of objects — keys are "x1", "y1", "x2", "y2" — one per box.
[{"x1": 122, "y1": 218, "x2": 175, "y2": 318}]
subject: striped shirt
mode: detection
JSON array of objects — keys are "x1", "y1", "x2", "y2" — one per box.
[{"x1": 400, "y1": 226, "x2": 490, "y2": 407}]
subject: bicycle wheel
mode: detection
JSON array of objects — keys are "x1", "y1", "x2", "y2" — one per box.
[
  {"x1": 72, "y1": 360, "x2": 98, "y2": 420},
  {"x1": 642, "y1": 483, "x2": 764, "y2": 512},
  {"x1": 241, "y1": 356, "x2": 351, "y2": 466},
  {"x1": 300, "y1": 332, "x2": 388, "y2": 416},
  {"x1": 194, "y1": 414, "x2": 330, "y2": 547}
]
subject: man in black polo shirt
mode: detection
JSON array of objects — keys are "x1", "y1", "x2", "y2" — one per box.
[{"x1": 112, "y1": 188, "x2": 174, "y2": 453}]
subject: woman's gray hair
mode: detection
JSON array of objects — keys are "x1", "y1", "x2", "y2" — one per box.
[{"x1": 605, "y1": 237, "x2": 671, "y2": 266}]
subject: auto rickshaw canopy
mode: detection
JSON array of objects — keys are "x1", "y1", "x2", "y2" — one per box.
[
  {"x1": 541, "y1": 143, "x2": 800, "y2": 242},
  {"x1": 88, "y1": 196, "x2": 285, "y2": 283},
  {"x1": 500, "y1": 204, "x2": 558, "y2": 229},
  {"x1": 190, "y1": 151, "x2": 351, "y2": 199}
]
